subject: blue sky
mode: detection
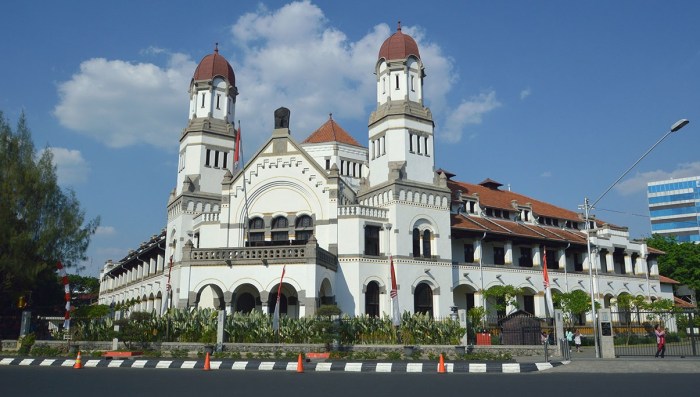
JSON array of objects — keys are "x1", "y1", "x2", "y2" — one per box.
[{"x1": 2, "y1": 1, "x2": 699, "y2": 277}]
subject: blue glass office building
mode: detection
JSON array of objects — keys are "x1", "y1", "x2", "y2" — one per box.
[{"x1": 647, "y1": 176, "x2": 700, "y2": 243}]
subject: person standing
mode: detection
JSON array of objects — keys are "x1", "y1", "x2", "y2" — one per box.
[
  {"x1": 565, "y1": 329, "x2": 574, "y2": 352},
  {"x1": 655, "y1": 324, "x2": 666, "y2": 358},
  {"x1": 573, "y1": 329, "x2": 582, "y2": 352}
]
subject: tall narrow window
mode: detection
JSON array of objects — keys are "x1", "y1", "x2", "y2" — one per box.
[
  {"x1": 205, "y1": 149, "x2": 211, "y2": 167},
  {"x1": 382, "y1": 77, "x2": 386, "y2": 94},
  {"x1": 395, "y1": 74, "x2": 399, "y2": 89},
  {"x1": 201, "y1": 93, "x2": 206, "y2": 108},
  {"x1": 216, "y1": 94, "x2": 221, "y2": 109},
  {"x1": 364, "y1": 225, "x2": 380, "y2": 256},
  {"x1": 424, "y1": 137, "x2": 429, "y2": 156},
  {"x1": 409, "y1": 134, "x2": 414, "y2": 152},
  {"x1": 214, "y1": 151, "x2": 220, "y2": 168},
  {"x1": 223, "y1": 152, "x2": 228, "y2": 168},
  {"x1": 411, "y1": 75, "x2": 415, "y2": 91},
  {"x1": 422, "y1": 230, "x2": 431, "y2": 258},
  {"x1": 325, "y1": 159, "x2": 330, "y2": 170},
  {"x1": 412, "y1": 228, "x2": 421, "y2": 258},
  {"x1": 417, "y1": 135, "x2": 422, "y2": 154}
]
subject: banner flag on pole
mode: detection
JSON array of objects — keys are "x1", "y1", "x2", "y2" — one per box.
[
  {"x1": 390, "y1": 256, "x2": 400, "y2": 327},
  {"x1": 56, "y1": 261, "x2": 71, "y2": 330},
  {"x1": 272, "y1": 265, "x2": 286, "y2": 333},
  {"x1": 234, "y1": 125, "x2": 241, "y2": 169},
  {"x1": 542, "y1": 248, "x2": 554, "y2": 316},
  {"x1": 161, "y1": 255, "x2": 174, "y2": 314}
]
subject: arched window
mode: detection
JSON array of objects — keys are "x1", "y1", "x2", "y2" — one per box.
[
  {"x1": 248, "y1": 217, "x2": 265, "y2": 243},
  {"x1": 365, "y1": 281, "x2": 380, "y2": 317},
  {"x1": 422, "y1": 230, "x2": 431, "y2": 258},
  {"x1": 414, "y1": 283, "x2": 433, "y2": 317},
  {"x1": 235, "y1": 293, "x2": 256, "y2": 313},
  {"x1": 412, "y1": 228, "x2": 421, "y2": 258},
  {"x1": 271, "y1": 216, "x2": 289, "y2": 242},
  {"x1": 295, "y1": 215, "x2": 313, "y2": 242}
]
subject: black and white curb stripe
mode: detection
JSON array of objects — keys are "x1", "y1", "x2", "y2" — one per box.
[{"x1": 0, "y1": 357, "x2": 567, "y2": 373}]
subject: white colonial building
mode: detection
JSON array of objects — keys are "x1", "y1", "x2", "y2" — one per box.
[{"x1": 99, "y1": 26, "x2": 674, "y2": 322}]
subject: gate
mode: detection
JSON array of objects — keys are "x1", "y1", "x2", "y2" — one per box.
[{"x1": 612, "y1": 309, "x2": 699, "y2": 357}]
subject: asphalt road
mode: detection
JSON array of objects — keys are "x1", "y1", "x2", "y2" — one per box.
[{"x1": 0, "y1": 366, "x2": 697, "y2": 397}]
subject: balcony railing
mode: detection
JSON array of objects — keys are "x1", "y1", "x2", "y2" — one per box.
[{"x1": 183, "y1": 238, "x2": 337, "y2": 271}]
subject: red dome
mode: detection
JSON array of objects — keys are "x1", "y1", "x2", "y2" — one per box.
[
  {"x1": 192, "y1": 46, "x2": 236, "y2": 85},
  {"x1": 378, "y1": 22, "x2": 420, "y2": 61}
]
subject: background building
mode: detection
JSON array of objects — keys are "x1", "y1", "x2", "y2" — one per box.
[{"x1": 647, "y1": 176, "x2": 700, "y2": 243}]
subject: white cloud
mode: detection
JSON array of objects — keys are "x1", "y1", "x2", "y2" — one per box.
[
  {"x1": 54, "y1": 53, "x2": 196, "y2": 149},
  {"x1": 615, "y1": 161, "x2": 700, "y2": 195},
  {"x1": 38, "y1": 147, "x2": 89, "y2": 185},
  {"x1": 541, "y1": 171, "x2": 552, "y2": 178},
  {"x1": 520, "y1": 88, "x2": 531, "y2": 100},
  {"x1": 95, "y1": 226, "x2": 116, "y2": 236},
  {"x1": 440, "y1": 91, "x2": 501, "y2": 143},
  {"x1": 53, "y1": 0, "x2": 485, "y2": 152}
]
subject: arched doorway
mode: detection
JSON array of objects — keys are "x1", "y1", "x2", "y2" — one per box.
[
  {"x1": 414, "y1": 283, "x2": 433, "y2": 317},
  {"x1": 365, "y1": 281, "x2": 380, "y2": 317},
  {"x1": 235, "y1": 292, "x2": 256, "y2": 313}
]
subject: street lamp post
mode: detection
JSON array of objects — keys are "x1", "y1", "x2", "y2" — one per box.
[{"x1": 581, "y1": 118, "x2": 689, "y2": 359}]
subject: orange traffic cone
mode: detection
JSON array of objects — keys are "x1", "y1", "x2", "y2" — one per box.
[
  {"x1": 296, "y1": 353, "x2": 304, "y2": 373},
  {"x1": 438, "y1": 353, "x2": 446, "y2": 373},
  {"x1": 73, "y1": 351, "x2": 83, "y2": 369},
  {"x1": 203, "y1": 352, "x2": 211, "y2": 371}
]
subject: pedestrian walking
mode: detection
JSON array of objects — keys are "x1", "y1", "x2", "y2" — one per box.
[
  {"x1": 573, "y1": 329, "x2": 582, "y2": 352},
  {"x1": 654, "y1": 324, "x2": 666, "y2": 358}
]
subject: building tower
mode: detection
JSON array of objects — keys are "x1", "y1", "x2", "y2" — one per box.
[
  {"x1": 368, "y1": 22, "x2": 435, "y2": 186},
  {"x1": 166, "y1": 46, "x2": 239, "y2": 261}
]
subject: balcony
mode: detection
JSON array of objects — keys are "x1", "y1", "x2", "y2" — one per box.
[{"x1": 183, "y1": 237, "x2": 337, "y2": 271}]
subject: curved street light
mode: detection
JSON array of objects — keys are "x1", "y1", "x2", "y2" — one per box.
[{"x1": 581, "y1": 119, "x2": 689, "y2": 358}]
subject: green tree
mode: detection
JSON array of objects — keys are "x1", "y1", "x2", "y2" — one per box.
[
  {"x1": 0, "y1": 111, "x2": 99, "y2": 314},
  {"x1": 646, "y1": 234, "x2": 700, "y2": 302},
  {"x1": 67, "y1": 274, "x2": 100, "y2": 295},
  {"x1": 553, "y1": 289, "x2": 595, "y2": 327},
  {"x1": 483, "y1": 285, "x2": 522, "y2": 316}
]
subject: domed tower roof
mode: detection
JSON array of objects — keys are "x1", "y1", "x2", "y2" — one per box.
[
  {"x1": 378, "y1": 21, "x2": 420, "y2": 61},
  {"x1": 192, "y1": 44, "x2": 236, "y2": 85}
]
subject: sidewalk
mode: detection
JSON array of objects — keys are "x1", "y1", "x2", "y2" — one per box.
[{"x1": 515, "y1": 345, "x2": 700, "y2": 373}]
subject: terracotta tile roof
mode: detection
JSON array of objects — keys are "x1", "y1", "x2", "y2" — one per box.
[
  {"x1": 448, "y1": 179, "x2": 583, "y2": 223},
  {"x1": 302, "y1": 115, "x2": 362, "y2": 147},
  {"x1": 659, "y1": 275, "x2": 680, "y2": 284},
  {"x1": 451, "y1": 213, "x2": 588, "y2": 245}
]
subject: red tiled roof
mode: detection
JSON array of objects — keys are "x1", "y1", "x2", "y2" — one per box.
[
  {"x1": 302, "y1": 116, "x2": 362, "y2": 147},
  {"x1": 659, "y1": 275, "x2": 680, "y2": 284},
  {"x1": 378, "y1": 22, "x2": 420, "y2": 61},
  {"x1": 193, "y1": 46, "x2": 235, "y2": 85},
  {"x1": 448, "y1": 179, "x2": 583, "y2": 222}
]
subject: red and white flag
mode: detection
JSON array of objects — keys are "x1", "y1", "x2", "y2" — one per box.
[
  {"x1": 542, "y1": 248, "x2": 554, "y2": 316},
  {"x1": 56, "y1": 261, "x2": 71, "y2": 330},
  {"x1": 234, "y1": 125, "x2": 241, "y2": 169},
  {"x1": 272, "y1": 265, "x2": 286, "y2": 333},
  {"x1": 390, "y1": 256, "x2": 400, "y2": 327}
]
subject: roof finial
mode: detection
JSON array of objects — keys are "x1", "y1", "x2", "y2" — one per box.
[
  {"x1": 329, "y1": 113, "x2": 333, "y2": 120},
  {"x1": 397, "y1": 20, "x2": 402, "y2": 31},
  {"x1": 215, "y1": 42, "x2": 219, "y2": 53}
]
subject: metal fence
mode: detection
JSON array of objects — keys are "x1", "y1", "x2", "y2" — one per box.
[{"x1": 611, "y1": 309, "x2": 699, "y2": 357}]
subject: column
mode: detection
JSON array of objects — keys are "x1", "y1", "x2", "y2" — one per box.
[
  {"x1": 474, "y1": 239, "x2": 483, "y2": 263},
  {"x1": 557, "y1": 248, "x2": 567, "y2": 270},
  {"x1": 605, "y1": 251, "x2": 614, "y2": 273},
  {"x1": 533, "y1": 245, "x2": 542, "y2": 268},
  {"x1": 624, "y1": 254, "x2": 633, "y2": 274},
  {"x1": 505, "y1": 241, "x2": 513, "y2": 265}
]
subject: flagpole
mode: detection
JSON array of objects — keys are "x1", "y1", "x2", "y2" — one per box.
[{"x1": 239, "y1": 120, "x2": 251, "y2": 245}]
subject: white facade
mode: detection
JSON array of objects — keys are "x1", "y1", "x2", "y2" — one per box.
[{"x1": 100, "y1": 28, "x2": 674, "y2": 322}]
